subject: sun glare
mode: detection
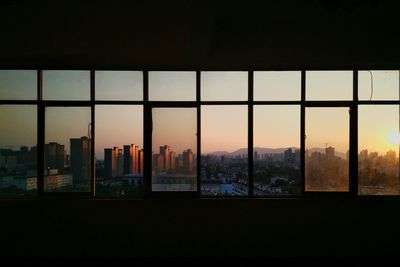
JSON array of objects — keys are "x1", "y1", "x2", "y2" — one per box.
[{"x1": 387, "y1": 132, "x2": 400, "y2": 146}]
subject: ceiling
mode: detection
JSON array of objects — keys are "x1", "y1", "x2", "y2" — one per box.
[{"x1": 0, "y1": 0, "x2": 398, "y2": 69}]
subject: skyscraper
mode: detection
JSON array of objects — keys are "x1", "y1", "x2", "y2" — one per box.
[
  {"x1": 170, "y1": 151, "x2": 176, "y2": 170},
  {"x1": 183, "y1": 149, "x2": 194, "y2": 173},
  {"x1": 139, "y1": 149, "x2": 144, "y2": 174},
  {"x1": 70, "y1": 136, "x2": 91, "y2": 185},
  {"x1": 123, "y1": 144, "x2": 139, "y2": 175},
  {"x1": 105, "y1": 146, "x2": 123, "y2": 178},
  {"x1": 45, "y1": 142, "x2": 65, "y2": 173},
  {"x1": 160, "y1": 145, "x2": 170, "y2": 171}
]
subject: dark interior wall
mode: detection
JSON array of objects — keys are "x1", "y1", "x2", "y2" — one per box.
[
  {"x1": 1, "y1": 0, "x2": 400, "y2": 260},
  {"x1": 1, "y1": 0, "x2": 400, "y2": 69}
]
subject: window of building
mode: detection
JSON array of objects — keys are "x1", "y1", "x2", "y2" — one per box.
[
  {"x1": 149, "y1": 71, "x2": 196, "y2": 101},
  {"x1": 0, "y1": 70, "x2": 37, "y2": 100},
  {"x1": 95, "y1": 71, "x2": 143, "y2": 100},
  {"x1": 95, "y1": 105, "x2": 144, "y2": 197},
  {"x1": 43, "y1": 70, "x2": 90, "y2": 100},
  {"x1": 306, "y1": 71, "x2": 353, "y2": 100},
  {"x1": 1, "y1": 69, "x2": 399, "y2": 199},
  {"x1": 305, "y1": 108, "x2": 350, "y2": 192},
  {"x1": 201, "y1": 105, "x2": 248, "y2": 196},
  {"x1": 151, "y1": 107, "x2": 197, "y2": 192},
  {"x1": 0, "y1": 105, "x2": 37, "y2": 197},
  {"x1": 358, "y1": 105, "x2": 400, "y2": 195},
  {"x1": 44, "y1": 107, "x2": 91, "y2": 192},
  {"x1": 253, "y1": 105, "x2": 301, "y2": 195},
  {"x1": 254, "y1": 71, "x2": 301, "y2": 101},
  {"x1": 201, "y1": 71, "x2": 248, "y2": 101}
]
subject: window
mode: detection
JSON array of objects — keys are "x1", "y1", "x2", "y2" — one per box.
[
  {"x1": 0, "y1": 70, "x2": 37, "y2": 100},
  {"x1": 253, "y1": 106, "x2": 301, "y2": 195},
  {"x1": 254, "y1": 71, "x2": 301, "y2": 101},
  {"x1": 151, "y1": 108, "x2": 197, "y2": 192},
  {"x1": 201, "y1": 105, "x2": 248, "y2": 196},
  {"x1": 306, "y1": 71, "x2": 353, "y2": 100},
  {"x1": 358, "y1": 105, "x2": 400, "y2": 195},
  {"x1": 358, "y1": 71, "x2": 399, "y2": 100},
  {"x1": 2, "y1": 69, "x2": 400, "y2": 199},
  {"x1": 201, "y1": 71, "x2": 248, "y2": 101},
  {"x1": 95, "y1": 105, "x2": 144, "y2": 197},
  {"x1": 95, "y1": 71, "x2": 143, "y2": 100},
  {"x1": 43, "y1": 70, "x2": 90, "y2": 100},
  {"x1": 149, "y1": 71, "x2": 196, "y2": 101},
  {"x1": 45, "y1": 107, "x2": 91, "y2": 192},
  {"x1": 305, "y1": 108, "x2": 350, "y2": 192},
  {"x1": 0, "y1": 105, "x2": 37, "y2": 197}
]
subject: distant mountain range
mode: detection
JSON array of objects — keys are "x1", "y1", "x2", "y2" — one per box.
[{"x1": 205, "y1": 146, "x2": 347, "y2": 159}]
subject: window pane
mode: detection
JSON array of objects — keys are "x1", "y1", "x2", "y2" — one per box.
[
  {"x1": 305, "y1": 108, "x2": 349, "y2": 192},
  {"x1": 0, "y1": 70, "x2": 37, "y2": 100},
  {"x1": 0, "y1": 105, "x2": 37, "y2": 197},
  {"x1": 201, "y1": 105, "x2": 248, "y2": 195},
  {"x1": 254, "y1": 71, "x2": 301, "y2": 101},
  {"x1": 152, "y1": 108, "x2": 197, "y2": 191},
  {"x1": 45, "y1": 107, "x2": 91, "y2": 192},
  {"x1": 95, "y1": 71, "x2": 143, "y2": 100},
  {"x1": 358, "y1": 71, "x2": 399, "y2": 100},
  {"x1": 149, "y1": 72, "x2": 196, "y2": 101},
  {"x1": 306, "y1": 71, "x2": 353, "y2": 100},
  {"x1": 43, "y1": 70, "x2": 90, "y2": 100},
  {"x1": 254, "y1": 106, "x2": 301, "y2": 195},
  {"x1": 201, "y1": 72, "x2": 247, "y2": 101},
  {"x1": 95, "y1": 105, "x2": 144, "y2": 197},
  {"x1": 358, "y1": 105, "x2": 400, "y2": 195}
]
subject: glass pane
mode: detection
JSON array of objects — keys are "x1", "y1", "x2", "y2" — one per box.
[
  {"x1": 0, "y1": 70, "x2": 37, "y2": 100},
  {"x1": 358, "y1": 105, "x2": 400, "y2": 195},
  {"x1": 201, "y1": 105, "x2": 248, "y2": 195},
  {"x1": 95, "y1": 105, "x2": 144, "y2": 197},
  {"x1": 149, "y1": 72, "x2": 196, "y2": 101},
  {"x1": 95, "y1": 71, "x2": 143, "y2": 100},
  {"x1": 201, "y1": 72, "x2": 247, "y2": 101},
  {"x1": 358, "y1": 71, "x2": 399, "y2": 100},
  {"x1": 306, "y1": 71, "x2": 353, "y2": 100},
  {"x1": 254, "y1": 106, "x2": 301, "y2": 195},
  {"x1": 45, "y1": 107, "x2": 91, "y2": 192},
  {"x1": 43, "y1": 70, "x2": 90, "y2": 100},
  {"x1": 152, "y1": 108, "x2": 197, "y2": 191},
  {"x1": 254, "y1": 71, "x2": 301, "y2": 101},
  {"x1": 0, "y1": 106, "x2": 37, "y2": 197},
  {"x1": 305, "y1": 108, "x2": 349, "y2": 192}
]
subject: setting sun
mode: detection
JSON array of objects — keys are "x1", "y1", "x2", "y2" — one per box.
[{"x1": 387, "y1": 132, "x2": 400, "y2": 146}]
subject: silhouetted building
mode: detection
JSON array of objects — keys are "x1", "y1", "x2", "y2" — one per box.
[
  {"x1": 44, "y1": 142, "x2": 65, "y2": 173},
  {"x1": 139, "y1": 149, "x2": 144, "y2": 174},
  {"x1": 160, "y1": 145, "x2": 170, "y2": 171},
  {"x1": 104, "y1": 146, "x2": 123, "y2": 178},
  {"x1": 183, "y1": 149, "x2": 194, "y2": 173},
  {"x1": 123, "y1": 144, "x2": 139, "y2": 174},
  {"x1": 170, "y1": 151, "x2": 176, "y2": 170},
  {"x1": 70, "y1": 137, "x2": 91, "y2": 185}
]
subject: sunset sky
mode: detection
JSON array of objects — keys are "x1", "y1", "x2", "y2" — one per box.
[{"x1": 1, "y1": 70, "x2": 400, "y2": 157}]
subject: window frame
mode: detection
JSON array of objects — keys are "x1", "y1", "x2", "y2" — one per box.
[{"x1": 1, "y1": 68, "x2": 399, "y2": 199}]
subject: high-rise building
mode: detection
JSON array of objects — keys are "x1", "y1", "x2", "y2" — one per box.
[
  {"x1": 123, "y1": 144, "x2": 139, "y2": 174},
  {"x1": 160, "y1": 145, "x2": 170, "y2": 171},
  {"x1": 325, "y1": 146, "x2": 335, "y2": 159},
  {"x1": 70, "y1": 136, "x2": 91, "y2": 185},
  {"x1": 170, "y1": 151, "x2": 176, "y2": 170},
  {"x1": 45, "y1": 142, "x2": 65, "y2": 173},
  {"x1": 139, "y1": 149, "x2": 144, "y2": 174},
  {"x1": 183, "y1": 149, "x2": 194, "y2": 173},
  {"x1": 153, "y1": 154, "x2": 164, "y2": 172},
  {"x1": 104, "y1": 146, "x2": 123, "y2": 178}
]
